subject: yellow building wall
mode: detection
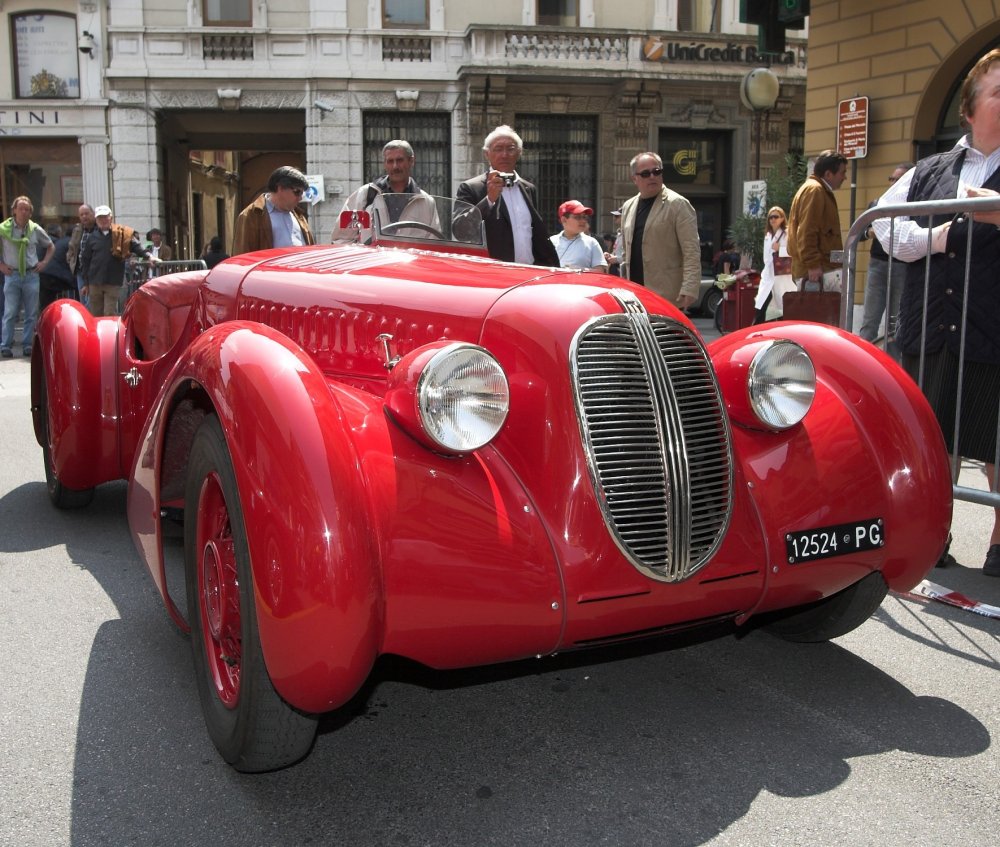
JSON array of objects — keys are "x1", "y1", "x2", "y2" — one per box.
[{"x1": 805, "y1": 0, "x2": 1000, "y2": 215}]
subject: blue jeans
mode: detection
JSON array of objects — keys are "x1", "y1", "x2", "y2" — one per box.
[
  {"x1": 859, "y1": 256, "x2": 905, "y2": 360},
  {"x1": 2, "y1": 270, "x2": 40, "y2": 351}
]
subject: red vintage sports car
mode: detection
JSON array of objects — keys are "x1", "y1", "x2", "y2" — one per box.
[{"x1": 31, "y1": 196, "x2": 952, "y2": 771}]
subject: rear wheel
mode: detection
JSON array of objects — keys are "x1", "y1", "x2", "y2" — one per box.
[
  {"x1": 184, "y1": 416, "x2": 317, "y2": 772},
  {"x1": 763, "y1": 571, "x2": 889, "y2": 643},
  {"x1": 39, "y1": 375, "x2": 94, "y2": 508}
]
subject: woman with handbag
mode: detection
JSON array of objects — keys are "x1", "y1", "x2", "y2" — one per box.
[{"x1": 752, "y1": 206, "x2": 793, "y2": 324}]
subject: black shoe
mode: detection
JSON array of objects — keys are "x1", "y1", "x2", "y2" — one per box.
[
  {"x1": 21, "y1": 347, "x2": 30, "y2": 357},
  {"x1": 935, "y1": 533, "x2": 955, "y2": 568},
  {"x1": 0, "y1": 348, "x2": 11, "y2": 359},
  {"x1": 984, "y1": 545, "x2": 1000, "y2": 577}
]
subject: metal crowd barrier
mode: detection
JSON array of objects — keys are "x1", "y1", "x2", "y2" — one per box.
[
  {"x1": 842, "y1": 194, "x2": 1000, "y2": 508},
  {"x1": 124, "y1": 258, "x2": 209, "y2": 301}
]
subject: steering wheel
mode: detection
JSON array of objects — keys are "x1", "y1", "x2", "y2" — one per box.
[{"x1": 380, "y1": 221, "x2": 445, "y2": 239}]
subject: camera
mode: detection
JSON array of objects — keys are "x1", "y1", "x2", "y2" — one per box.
[
  {"x1": 498, "y1": 172, "x2": 516, "y2": 187},
  {"x1": 78, "y1": 31, "x2": 96, "y2": 56}
]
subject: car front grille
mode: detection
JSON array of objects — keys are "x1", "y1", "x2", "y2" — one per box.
[{"x1": 571, "y1": 289, "x2": 733, "y2": 582}]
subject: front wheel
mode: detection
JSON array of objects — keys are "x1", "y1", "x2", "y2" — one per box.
[
  {"x1": 38, "y1": 374, "x2": 94, "y2": 508},
  {"x1": 703, "y1": 286, "x2": 723, "y2": 319},
  {"x1": 762, "y1": 571, "x2": 889, "y2": 643},
  {"x1": 184, "y1": 416, "x2": 317, "y2": 771}
]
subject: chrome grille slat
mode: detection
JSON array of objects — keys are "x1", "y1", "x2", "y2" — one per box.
[{"x1": 571, "y1": 291, "x2": 733, "y2": 582}]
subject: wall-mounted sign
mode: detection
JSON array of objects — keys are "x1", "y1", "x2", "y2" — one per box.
[
  {"x1": 837, "y1": 97, "x2": 869, "y2": 159},
  {"x1": 12, "y1": 13, "x2": 80, "y2": 99},
  {"x1": 643, "y1": 38, "x2": 800, "y2": 67}
]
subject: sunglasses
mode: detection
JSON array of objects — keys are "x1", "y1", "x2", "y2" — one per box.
[
  {"x1": 565, "y1": 213, "x2": 590, "y2": 221},
  {"x1": 634, "y1": 168, "x2": 664, "y2": 178},
  {"x1": 768, "y1": 214, "x2": 783, "y2": 219}
]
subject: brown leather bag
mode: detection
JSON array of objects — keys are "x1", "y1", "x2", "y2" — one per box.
[{"x1": 782, "y1": 280, "x2": 841, "y2": 326}]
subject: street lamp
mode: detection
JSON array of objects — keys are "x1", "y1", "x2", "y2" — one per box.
[{"x1": 741, "y1": 68, "x2": 780, "y2": 180}]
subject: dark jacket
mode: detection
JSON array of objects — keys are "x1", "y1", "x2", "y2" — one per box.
[
  {"x1": 897, "y1": 147, "x2": 1000, "y2": 364},
  {"x1": 456, "y1": 173, "x2": 559, "y2": 267},
  {"x1": 39, "y1": 236, "x2": 74, "y2": 291},
  {"x1": 80, "y1": 225, "x2": 149, "y2": 287}
]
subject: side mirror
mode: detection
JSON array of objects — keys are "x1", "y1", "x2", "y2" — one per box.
[{"x1": 339, "y1": 209, "x2": 371, "y2": 234}]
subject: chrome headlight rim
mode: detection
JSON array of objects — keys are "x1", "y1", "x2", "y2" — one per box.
[
  {"x1": 746, "y1": 339, "x2": 816, "y2": 430},
  {"x1": 416, "y1": 343, "x2": 510, "y2": 453}
]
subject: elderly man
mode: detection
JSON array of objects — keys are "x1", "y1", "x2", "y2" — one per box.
[
  {"x1": 0, "y1": 195, "x2": 54, "y2": 357},
  {"x1": 79, "y1": 205, "x2": 157, "y2": 317},
  {"x1": 67, "y1": 203, "x2": 96, "y2": 304},
  {"x1": 456, "y1": 125, "x2": 559, "y2": 266},
  {"x1": 620, "y1": 152, "x2": 701, "y2": 309},
  {"x1": 233, "y1": 165, "x2": 315, "y2": 255},
  {"x1": 332, "y1": 139, "x2": 437, "y2": 241}
]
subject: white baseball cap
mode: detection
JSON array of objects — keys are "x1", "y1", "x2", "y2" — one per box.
[{"x1": 94, "y1": 204, "x2": 112, "y2": 217}]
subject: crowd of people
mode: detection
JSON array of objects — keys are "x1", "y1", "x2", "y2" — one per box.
[{"x1": 7, "y1": 56, "x2": 1000, "y2": 578}]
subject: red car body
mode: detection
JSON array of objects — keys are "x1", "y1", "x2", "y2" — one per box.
[{"x1": 31, "y1": 218, "x2": 952, "y2": 771}]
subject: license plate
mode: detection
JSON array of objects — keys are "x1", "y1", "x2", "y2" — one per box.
[{"x1": 785, "y1": 519, "x2": 884, "y2": 564}]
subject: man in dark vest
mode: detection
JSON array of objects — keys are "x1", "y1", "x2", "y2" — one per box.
[{"x1": 873, "y1": 47, "x2": 1000, "y2": 577}]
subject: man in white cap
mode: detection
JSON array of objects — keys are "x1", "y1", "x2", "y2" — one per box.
[{"x1": 79, "y1": 205, "x2": 158, "y2": 317}]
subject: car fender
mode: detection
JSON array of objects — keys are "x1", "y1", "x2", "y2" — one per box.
[
  {"x1": 710, "y1": 322, "x2": 953, "y2": 597},
  {"x1": 31, "y1": 299, "x2": 122, "y2": 489},
  {"x1": 129, "y1": 321, "x2": 382, "y2": 713}
]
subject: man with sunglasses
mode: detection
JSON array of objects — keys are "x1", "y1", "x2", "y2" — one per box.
[
  {"x1": 233, "y1": 165, "x2": 315, "y2": 255},
  {"x1": 620, "y1": 152, "x2": 701, "y2": 310}
]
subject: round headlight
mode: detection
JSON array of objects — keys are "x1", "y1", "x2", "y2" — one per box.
[
  {"x1": 418, "y1": 344, "x2": 510, "y2": 452},
  {"x1": 747, "y1": 340, "x2": 815, "y2": 429}
]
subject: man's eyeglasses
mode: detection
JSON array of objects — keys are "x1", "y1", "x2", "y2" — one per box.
[
  {"x1": 634, "y1": 167, "x2": 664, "y2": 178},
  {"x1": 490, "y1": 144, "x2": 520, "y2": 154},
  {"x1": 282, "y1": 185, "x2": 305, "y2": 196}
]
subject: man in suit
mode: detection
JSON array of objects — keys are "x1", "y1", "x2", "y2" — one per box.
[
  {"x1": 456, "y1": 125, "x2": 559, "y2": 266},
  {"x1": 620, "y1": 151, "x2": 701, "y2": 309}
]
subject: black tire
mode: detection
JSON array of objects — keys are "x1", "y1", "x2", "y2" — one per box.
[
  {"x1": 714, "y1": 300, "x2": 727, "y2": 334},
  {"x1": 39, "y1": 374, "x2": 94, "y2": 509},
  {"x1": 763, "y1": 571, "x2": 889, "y2": 643},
  {"x1": 184, "y1": 416, "x2": 317, "y2": 771},
  {"x1": 703, "y1": 287, "x2": 723, "y2": 319}
]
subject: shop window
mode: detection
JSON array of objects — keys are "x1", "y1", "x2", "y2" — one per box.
[
  {"x1": 788, "y1": 121, "x2": 805, "y2": 156},
  {"x1": 515, "y1": 114, "x2": 597, "y2": 235},
  {"x1": 204, "y1": 0, "x2": 252, "y2": 26},
  {"x1": 678, "y1": 1, "x2": 720, "y2": 32},
  {"x1": 11, "y1": 13, "x2": 80, "y2": 99},
  {"x1": 383, "y1": 0, "x2": 428, "y2": 27},
  {"x1": 362, "y1": 112, "x2": 450, "y2": 197},
  {"x1": 538, "y1": 1, "x2": 578, "y2": 26}
]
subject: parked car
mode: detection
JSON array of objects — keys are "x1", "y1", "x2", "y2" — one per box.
[
  {"x1": 31, "y1": 196, "x2": 953, "y2": 772},
  {"x1": 689, "y1": 276, "x2": 724, "y2": 318}
]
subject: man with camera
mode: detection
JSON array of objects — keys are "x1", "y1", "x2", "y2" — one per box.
[{"x1": 456, "y1": 125, "x2": 559, "y2": 266}]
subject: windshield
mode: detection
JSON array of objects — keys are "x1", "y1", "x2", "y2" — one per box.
[{"x1": 334, "y1": 194, "x2": 486, "y2": 252}]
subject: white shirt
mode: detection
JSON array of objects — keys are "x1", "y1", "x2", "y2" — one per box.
[
  {"x1": 499, "y1": 177, "x2": 534, "y2": 264},
  {"x1": 873, "y1": 135, "x2": 1000, "y2": 260}
]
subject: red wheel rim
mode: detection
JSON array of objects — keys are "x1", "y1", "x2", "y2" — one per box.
[{"x1": 196, "y1": 471, "x2": 242, "y2": 708}]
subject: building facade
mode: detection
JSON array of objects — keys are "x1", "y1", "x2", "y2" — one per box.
[{"x1": 1, "y1": 1, "x2": 807, "y2": 262}]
